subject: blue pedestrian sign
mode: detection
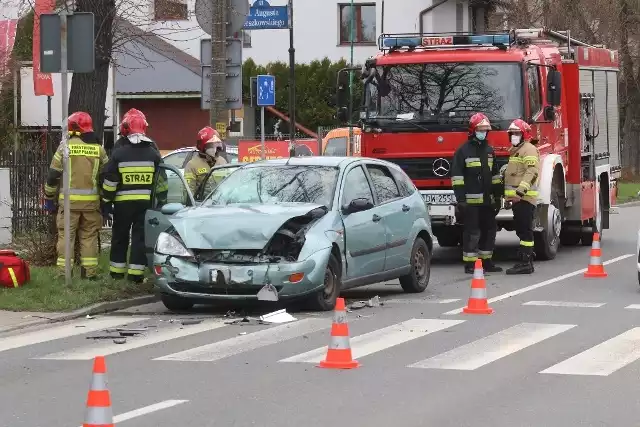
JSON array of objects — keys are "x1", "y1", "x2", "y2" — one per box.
[
  {"x1": 243, "y1": 0, "x2": 289, "y2": 30},
  {"x1": 256, "y1": 75, "x2": 275, "y2": 107}
]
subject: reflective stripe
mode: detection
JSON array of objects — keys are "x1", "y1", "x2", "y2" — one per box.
[
  {"x1": 466, "y1": 161, "x2": 481, "y2": 167},
  {"x1": 103, "y1": 179, "x2": 118, "y2": 191},
  {"x1": 127, "y1": 268, "x2": 145, "y2": 276},
  {"x1": 478, "y1": 251, "x2": 492, "y2": 259},
  {"x1": 470, "y1": 288, "x2": 487, "y2": 299},
  {"x1": 333, "y1": 310, "x2": 347, "y2": 324},
  {"x1": 491, "y1": 175, "x2": 501, "y2": 184},
  {"x1": 44, "y1": 184, "x2": 58, "y2": 195},
  {"x1": 109, "y1": 261, "x2": 127, "y2": 274},
  {"x1": 473, "y1": 268, "x2": 484, "y2": 279},
  {"x1": 505, "y1": 189, "x2": 516, "y2": 196},
  {"x1": 114, "y1": 189, "x2": 152, "y2": 202},
  {"x1": 84, "y1": 406, "x2": 113, "y2": 425},
  {"x1": 327, "y1": 335, "x2": 352, "y2": 350},
  {"x1": 7, "y1": 268, "x2": 18, "y2": 287},
  {"x1": 519, "y1": 181, "x2": 531, "y2": 189},
  {"x1": 184, "y1": 173, "x2": 195, "y2": 181},
  {"x1": 81, "y1": 257, "x2": 99, "y2": 266},
  {"x1": 509, "y1": 157, "x2": 524, "y2": 163},
  {"x1": 451, "y1": 175, "x2": 464, "y2": 186},
  {"x1": 128, "y1": 264, "x2": 146, "y2": 272},
  {"x1": 522, "y1": 155, "x2": 538, "y2": 166},
  {"x1": 463, "y1": 252, "x2": 478, "y2": 262},
  {"x1": 56, "y1": 257, "x2": 65, "y2": 266},
  {"x1": 520, "y1": 241, "x2": 534, "y2": 247},
  {"x1": 488, "y1": 161, "x2": 493, "y2": 168},
  {"x1": 466, "y1": 193, "x2": 483, "y2": 199},
  {"x1": 68, "y1": 143, "x2": 100, "y2": 157},
  {"x1": 59, "y1": 194, "x2": 100, "y2": 201},
  {"x1": 592, "y1": 240, "x2": 600, "y2": 249},
  {"x1": 118, "y1": 161, "x2": 154, "y2": 167},
  {"x1": 465, "y1": 157, "x2": 480, "y2": 163},
  {"x1": 589, "y1": 256, "x2": 602, "y2": 265},
  {"x1": 90, "y1": 373, "x2": 108, "y2": 391},
  {"x1": 467, "y1": 199, "x2": 483, "y2": 204}
]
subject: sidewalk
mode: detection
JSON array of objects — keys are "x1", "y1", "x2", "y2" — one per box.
[{"x1": 0, "y1": 311, "x2": 65, "y2": 332}]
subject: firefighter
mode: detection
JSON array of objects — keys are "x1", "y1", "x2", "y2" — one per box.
[
  {"x1": 184, "y1": 126, "x2": 227, "y2": 194},
  {"x1": 451, "y1": 112, "x2": 503, "y2": 274},
  {"x1": 503, "y1": 119, "x2": 540, "y2": 275},
  {"x1": 101, "y1": 113, "x2": 167, "y2": 283},
  {"x1": 42, "y1": 112, "x2": 109, "y2": 279},
  {"x1": 113, "y1": 109, "x2": 159, "y2": 153}
]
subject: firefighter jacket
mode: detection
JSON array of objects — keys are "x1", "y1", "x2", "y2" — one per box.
[
  {"x1": 504, "y1": 141, "x2": 540, "y2": 205},
  {"x1": 101, "y1": 141, "x2": 167, "y2": 205},
  {"x1": 44, "y1": 133, "x2": 109, "y2": 210},
  {"x1": 451, "y1": 137, "x2": 502, "y2": 206},
  {"x1": 184, "y1": 154, "x2": 213, "y2": 194}
]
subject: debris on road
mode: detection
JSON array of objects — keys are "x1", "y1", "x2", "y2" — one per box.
[
  {"x1": 367, "y1": 296, "x2": 381, "y2": 307},
  {"x1": 181, "y1": 319, "x2": 203, "y2": 326},
  {"x1": 257, "y1": 283, "x2": 279, "y2": 301},
  {"x1": 113, "y1": 338, "x2": 127, "y2": 344},
  {"x1": 348, "y1": 295, "x2": 383, "y2": 311},
  {"x1": 259, "y1": 309, "x2": 296, "y2": 324}
]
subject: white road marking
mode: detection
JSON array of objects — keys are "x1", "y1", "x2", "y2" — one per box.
[
  {"x1": 77, "y1": 399, "x2": 188, "y2": 426},
  {"x1": 384, "y1": 298, "x2": 461, "y2": 304},
  {"x1": 0, "y1": 317, "x2": 148, "y2": 354},
  {"x1": 443, "y1": 254, "x2": 633, "y2": 315},
  {"x1": 279, "y1": 318, "x2": 464, "y2": 363},
  {"x1": 541, "y1": 328, "x2": 640, "y2": 376},
  {"x1": 523, "y1": 301, "x2": 605, "y2": 308},
  {"x1": 409, "y1": 323, "x2": 576, "y2": 370},
  {"x1": 37, "y1": 320, "x2": 227, "y2": 360},
  {"x1": 625, "y1": 304, "x2": 640, "y2": 310},
  {"x1": 154, "y1": 318, "x2": 328, "y2": 362}
]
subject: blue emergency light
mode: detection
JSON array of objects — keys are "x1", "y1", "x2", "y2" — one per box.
[{"x1": 380, "y1": 33, "x2": 511, "y2": 50}]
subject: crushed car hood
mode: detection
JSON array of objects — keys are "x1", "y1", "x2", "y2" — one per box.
[{"x1": 168, "y1": 203, "x2": 326, "y2": 250}]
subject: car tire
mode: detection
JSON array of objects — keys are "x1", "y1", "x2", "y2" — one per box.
[
  {"x1": 161, "y1": 294, "x2": 194, "y2": 312},
  {"x1": 308, "y1": 254, "x2": 341, "y2": 311},
  {"x1": 399, "y1": 237, "x2": 431, "y2": 293}
]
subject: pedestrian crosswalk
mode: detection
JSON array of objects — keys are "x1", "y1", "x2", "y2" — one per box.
[{"x1": 4, "y1": 314, "x2": 640, "y2": 378}]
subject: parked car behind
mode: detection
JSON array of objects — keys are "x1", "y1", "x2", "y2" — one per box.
[{"x1": 145, "y1": 156, "x2": 434, "y2": 312}]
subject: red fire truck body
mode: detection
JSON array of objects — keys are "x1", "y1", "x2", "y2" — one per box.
[{"x1": 353, "y1": 29, "x2": 621, "y2": 260}]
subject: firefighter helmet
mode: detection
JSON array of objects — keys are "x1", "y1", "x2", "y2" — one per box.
[
  {"x1": 468, "y1": 112, "x2": 492, "y2": 133},
  {"x1": 508, "y1": 119, "x2": 533, "y2": 141},
  {"x1": 67, "y1": 111, "x2": 93, "y2": 135},
  {"x1": 119, "y1": 109, "x2": 147, "y2": 136},
  {"x1": 196, "y1": 126, "x2": 223, "y2": 156}
]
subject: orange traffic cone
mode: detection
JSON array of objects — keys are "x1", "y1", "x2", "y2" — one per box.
[
  {"x1": 318, "y1": 297, "x2": 360, "y2": 369},
  {"x1": 584, "y1": 232, "x2": 608, "y2": 278},
  {"x1": 462, "y1": 259, "x2": 494, "y2": 315},
  {"x1": 83, "y1": 356, "x2": 114, "y2": 427}
]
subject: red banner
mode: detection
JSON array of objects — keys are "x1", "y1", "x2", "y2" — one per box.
[
  {"x1": 0, "y1": 20, "x2": 18, "y2": 83},
  {"x1": 238, "y1": 140, "x2": 319, "y2": 163},
  {"x1": 32, "y1": 0, "x2": 54, "y2": 96}
]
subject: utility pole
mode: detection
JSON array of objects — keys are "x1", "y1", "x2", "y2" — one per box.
[
  {"x1": 210, "y1": 0, "x2": 228, "y2": 131},
  {"x1": 348, "y1": 0, "x2": 354, "y2": 154},
  {"x1": 288, "y1": 0, "x2": 295, "y2": 154}
]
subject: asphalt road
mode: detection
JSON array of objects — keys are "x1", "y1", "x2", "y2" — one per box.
[{"x1": 1, "y1": 205, "x2": 639, "y2": 427}]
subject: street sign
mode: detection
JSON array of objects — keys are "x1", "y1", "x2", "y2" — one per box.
[
  {"x1": 256, "y1": 74, "x2": 275, "y2": 107},
  {"x1": 40, "y1": 12, "x2": 95, "y2": 73},
  {"x1": 200, "y1": 37, "x2": 242, "y2": 67},
  {"x1": 243, "y1": 0, "x2": 289, "y2": 30},
  {"x1": 195, "y1": 0, "x2": 250, "y2": 36}
]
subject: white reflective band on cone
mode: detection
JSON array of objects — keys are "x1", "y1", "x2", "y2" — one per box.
[
  {"x1": 470, "y1": 288, "x2": 487, "y2": 299},
  {"x1": 333, "y1": 311, "x2": 347, "y2": 323},
  {"x1": 590, "y1": 256, "x2": 602, "y2": 265},
  {"x1": 473, "y1": 269, "x2": 484, "y2": 280},
  {"x1": 328, "y1": 336, "x2": 352, "y2": 350},
  {"x1": 592, "y1": 241, "x2": 601, "y2": 249},
  {"x1": 84, "y1": 406, "x2": 113, "y2": 424},
  {"x1": 90, "y1": 373, "x2": 108, "y2": 391}
]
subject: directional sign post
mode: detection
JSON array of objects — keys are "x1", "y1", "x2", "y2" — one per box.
[
  {"x1": 256, "y1": 74, "x2": 275, "y2": 160},
  {"x1": 243, "y1": 0, "x2": 289, "y2": 30}
]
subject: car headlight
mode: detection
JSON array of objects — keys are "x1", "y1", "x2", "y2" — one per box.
[{"x1": 155, "y1": 232, "x2": 193, "y2": 257}]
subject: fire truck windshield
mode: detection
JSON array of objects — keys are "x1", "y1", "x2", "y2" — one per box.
[{"x1": 364, "y1": 62, "x2": 523, "y2": 130}]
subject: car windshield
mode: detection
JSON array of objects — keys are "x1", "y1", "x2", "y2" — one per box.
[
  {"x1": 202, "y1": 165, "x2": 339, "y2": 208},
  {"x1": 324, "y1": 137, "x2": 347, "y2": 156},
  {"x1": 364, "y1": 62, "x2": 523, "y2": 129}
]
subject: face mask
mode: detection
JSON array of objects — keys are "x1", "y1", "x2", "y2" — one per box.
[
  {"x1": 475, "y1": 131, "x2": 487, "y2": 141},
  {"x1": 205, "y1": 147, "x2": 217, "y2": 158},
  {"x1": 510, "y1": 134, "x2": 522, "y2": 146}
]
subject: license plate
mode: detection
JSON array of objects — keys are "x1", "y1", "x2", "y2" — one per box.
[
  {"x1": 209, "y1": 267, "x2": 231, "y2": 285},
  {"x1": 422, "y1": 193, "x2": 454, "y2": 204}
]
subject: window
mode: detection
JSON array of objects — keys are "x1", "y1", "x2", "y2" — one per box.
[
  {"x1": 341, "y1": 166, "x2": 374, "y2": 206},
  {"x1": 527, "y1": 65, "x2": 542, "y2": 118},
  {"x1": 197, "y1": 166, "x2": 242, "y2": 201},
  {"x1": 338, "y1": 3, "x2": 376, "y2": 45},
  {"x1": 162, "y1": 150, "x2": 192, "y2": 168},
  {"x1": 324, "y1": 137, "x2": 348, "y2": 156},
  {"x1": 242, "y1": 30, "x2": 252, "y2": 48},
  {"x1": 366, "y1": 165, "x2": 400, "y2": 204},
  {"x1": 389, "y1": 167, "x2": 416, "y2": 197},
  {"x1": 154, "y1": 0, "x2": 188, "y2": 21}
]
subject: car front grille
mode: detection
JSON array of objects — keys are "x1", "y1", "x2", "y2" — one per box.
[
  {"x1": 387, "y1": 157, "x2": 509, "y2": 181},
  {"x1": 171, "y1": 281, "x2": 283, "y2": 296}
]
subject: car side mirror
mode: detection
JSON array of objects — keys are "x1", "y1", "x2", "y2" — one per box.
[
  {"x1": 543, "y1": 105, "x2": 556, "y2": 121},
  {"x1": 547, "y1": 69, "x2": 562, "y2": 106},
  {"x1": 160, "y1": 202, "x2": 185, "y2": 215},
  {"x1": 342, "y1": 197, "x2": 374, "y2": 214}
]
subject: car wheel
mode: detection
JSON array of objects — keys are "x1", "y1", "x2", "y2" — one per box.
[
  {"x1": 399, "y1": 237, "x2": 431, "y2": 293},
  {"x1": 161, "y1": 294, "x2": 194, "y2": 312},
  {"x1": 308, "y1": 254, "x2": 341, "y2": 311}
]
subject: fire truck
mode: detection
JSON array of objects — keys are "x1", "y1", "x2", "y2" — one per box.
[{"x1": 335, "y1": 29, "x2": 621, "y2": 260}]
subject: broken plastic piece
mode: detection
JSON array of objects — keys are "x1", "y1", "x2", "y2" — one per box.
[
  {"x1": 367, "y1": 296, "x2": 381, "y2": 308},
  {"x1": 181, "y1": 319, "x2": 203, "y2": 326},
  {"x1": 113, "y1": 338, "x2": 127, "y2": 344},
  {"x1": 257, "y1": 283, "x2": 279, "y2": 301},
  {"x1": 259, "y1": 309, "x2": 297, "y2": 324}
]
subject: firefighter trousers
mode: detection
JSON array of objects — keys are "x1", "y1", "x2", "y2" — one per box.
[
  {"x1": 462, "y1": 205, "x2": 497, "y2": 262},
  {"x1": 512, "y1": 200, "x2": 536, "y2": 255},
  {"x1": 56, "y1": 207, "x2": 102, "y2": 277},
  {"x1": 109, "y1": 202, "x2": 148, "y2": 282}
]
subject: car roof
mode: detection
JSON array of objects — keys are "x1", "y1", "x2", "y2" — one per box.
[
  {"x1": 162, "y1": 145, "x2": 239, "y2": 157},
  {"x1": 213, "y1": 162, "x2": 246, "y2": 169},
  {"x1": 244, "y1": 156, "x2": 360, "y2": 168}
]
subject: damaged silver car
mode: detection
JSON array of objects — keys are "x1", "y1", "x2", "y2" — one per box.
[{"x1": 145, "y1": 156, "x2": 434, "y2": 311}]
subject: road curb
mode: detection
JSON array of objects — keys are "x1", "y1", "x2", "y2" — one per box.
[
  {"x1": 0, "y1": 294, "x2": 159, "y2": 335},
  {"x1": 616, "y1": 200, "x2": 640, "y2": 208}
]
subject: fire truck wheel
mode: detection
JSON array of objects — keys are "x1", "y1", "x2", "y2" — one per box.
[
  {"x1": 581, "y1": 190, "x2": 604, "y2": 246},
  {"x1": 534, "y1": 191, "x2": 562, "y2": 260}
]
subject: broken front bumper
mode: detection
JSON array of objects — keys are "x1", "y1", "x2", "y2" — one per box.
[{"x1": 152, "y1": 247, "x2": 331, "y2": 301}]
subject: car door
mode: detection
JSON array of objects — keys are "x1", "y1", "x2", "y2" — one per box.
[
  {"x1": 339, "y1": 164, "x2": 386, "y2": 279},
  {"x1": 364, "y1": 163, "x2": 414, "y2": 271},
  {"x1": 144, "y1": 164, "x2": 195, "y2": 267}
]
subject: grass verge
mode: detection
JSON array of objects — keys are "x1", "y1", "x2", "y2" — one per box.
[
  {"x1": 0, "y1": 251, "x2": 154, "y2": 312},
  {"x1": 616, "y1": 181, "x2": 640, "y2": 203}
]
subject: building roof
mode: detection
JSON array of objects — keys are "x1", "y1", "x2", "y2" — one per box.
[{"x1": 114, "y1": 19, "x2": 202, "y2": 94}]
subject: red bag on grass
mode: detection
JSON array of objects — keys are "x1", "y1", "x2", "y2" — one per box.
[{"x1": 0, "y1": 250, "x2": 30, "y2": 288}]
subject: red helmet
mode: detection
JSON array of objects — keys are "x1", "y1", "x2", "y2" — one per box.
[
  {"x1": 196, "y1": 126, "x2": 223, "y2": 153},
  {"x1": 121, "y1": 113, "x2": 148, "y2": 136},
  {"x1": 468, "y1": 112, "x2": 492, "y2": 133},
  {"x1": 68, "y1": 111, "x2": 93, "y2": 134},
  {"x1": 119, "y1": 109, "x2": 146, "y2": 136},
  {"x1": 508, "y1": 119, "x2": 533, "y2": 141}
]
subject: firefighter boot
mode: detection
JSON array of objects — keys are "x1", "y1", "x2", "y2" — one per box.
[
  {"x1": 464, "y1": 262, "x2": 475, "y2": 274},
  {"x1": 482, "y1": 259, "x2": 503, "y2": 273},
  {"x1": 506, "y1": 252, "x2": 534, "y2": 275}
]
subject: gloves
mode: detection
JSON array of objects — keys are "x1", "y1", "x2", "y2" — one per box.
[
  {"x1": 101, "y1": 201, "x2": 114, "y2": 220},
  {"x1": 43, "y1": 198, "x2": 56, "y2": 213}
]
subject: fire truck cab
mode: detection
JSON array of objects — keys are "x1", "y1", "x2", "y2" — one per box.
[{"x1": 336, "y1": 29, "x2": 621, "y2": 260}]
